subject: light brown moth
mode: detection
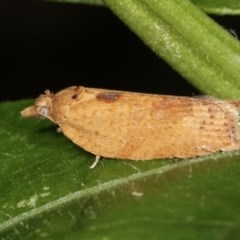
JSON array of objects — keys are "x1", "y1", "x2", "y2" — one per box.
[{"x1": 21, "y1": 86, "x2": 240, "y2": 166}]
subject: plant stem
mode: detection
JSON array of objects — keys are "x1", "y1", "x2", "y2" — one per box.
[{"x1": 103, "y1": 0, "x2": 240, "y2": 98}]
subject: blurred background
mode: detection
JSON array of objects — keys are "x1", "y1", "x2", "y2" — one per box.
[{"x1": 1, "y1": 0, "x2": 240, "y2": 101}]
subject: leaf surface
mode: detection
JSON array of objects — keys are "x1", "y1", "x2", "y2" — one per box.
[{"x1": 1, "y1": 100, "x2": 240, "y2": 239}]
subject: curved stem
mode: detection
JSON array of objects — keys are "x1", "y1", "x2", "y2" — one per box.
[{"x1": 103, "y1": 0, "x2": 240, "y2": 98}]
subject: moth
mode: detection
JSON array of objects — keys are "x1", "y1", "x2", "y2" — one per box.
[{"x1": 21, "y1": 86, "x2": 240, "y2": 167}]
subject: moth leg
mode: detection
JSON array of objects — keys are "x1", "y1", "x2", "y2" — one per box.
[
  {"x1": 56, "y1": 127, "x2": 62, "y2": 133},
  {"x1": 89, "y1": 155, "x2": 101, "y2": 169}
]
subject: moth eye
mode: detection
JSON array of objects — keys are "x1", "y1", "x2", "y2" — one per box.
[
  {"x1": 39, "y1": 106, "x2": 49, "y2": 117},
  {"x1": 71, "y1": 94, "x2": 78, "y2": 99}
]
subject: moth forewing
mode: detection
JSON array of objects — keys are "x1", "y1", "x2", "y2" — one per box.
[{"x1": 21, "y1": 86, "x2": 240, "y2": 160}]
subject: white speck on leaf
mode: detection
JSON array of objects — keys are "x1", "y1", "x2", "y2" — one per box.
[
  {"x1": 132, "y1": 191, "x2": 144, "y2": 197},
  {"x1": 17, "y1": 194, "x2": 39, "y2": 208},
  {"x1": 40, "y1": 192, "x2": 50, "y2": 198},
  {"x1": 43, "y1": 186, "x2": 50, "y2": 191}
]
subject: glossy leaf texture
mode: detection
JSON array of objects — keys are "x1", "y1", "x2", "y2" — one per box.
[
  {"x1": 47, "y1": 0, "x2": 240, "y2": 15},
  {"x1": 1, "y1": 100, "x2": 240, "y2": 239}
]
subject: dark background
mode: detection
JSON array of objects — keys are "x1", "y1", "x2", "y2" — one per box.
[{"x1": 1, "y1": 0, "x2": 240, "y2": 101}]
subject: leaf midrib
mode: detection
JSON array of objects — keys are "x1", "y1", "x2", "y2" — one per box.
[{"x1": 0, "y1": 154, "x2": 230, "y2": 234}]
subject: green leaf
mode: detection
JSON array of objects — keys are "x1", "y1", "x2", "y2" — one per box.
[{"x1": 1, "y1": 100, "x2": 240, "y2": 239}]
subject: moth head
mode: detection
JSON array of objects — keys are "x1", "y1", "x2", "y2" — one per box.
[{"x1": 21, "y1": 90, "x2": 54, "y2": 121}]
